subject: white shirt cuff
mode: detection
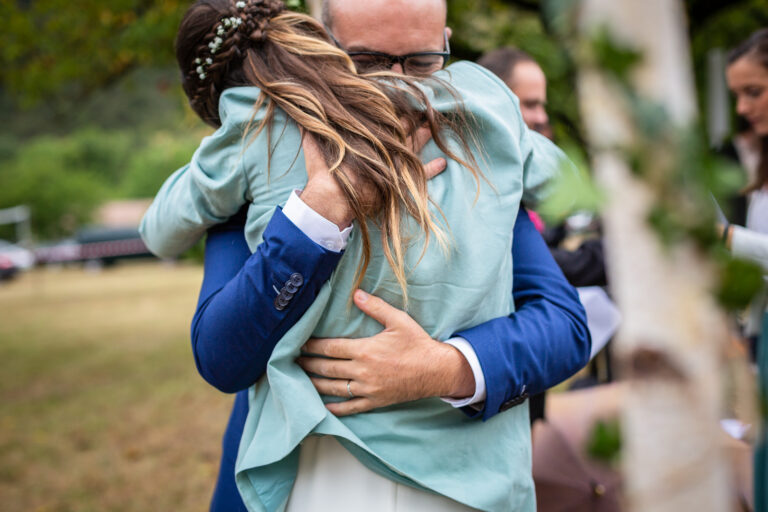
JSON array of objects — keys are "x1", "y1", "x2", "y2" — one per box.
[
  {"x1": 282, "y1": 190, "x2": 352, "y2": 253},
  {"x1": 441, "y1": 336, "x2": 487, "y2": 407}
]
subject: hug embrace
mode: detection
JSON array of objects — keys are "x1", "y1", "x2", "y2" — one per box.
[{"x1": 140, "y1": 0, "x2": 590, "y2": 510}]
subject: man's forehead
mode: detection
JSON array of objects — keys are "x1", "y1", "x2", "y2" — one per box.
[
  {"x1": 509, "y1": 62, "x2": 547, "y2": 89},
  {"x1": 508, "y1": 62, "x2": 547, "y2": 103},
  {"x1": 329, "y1": 0, "x2": 447, "y2": 53}
]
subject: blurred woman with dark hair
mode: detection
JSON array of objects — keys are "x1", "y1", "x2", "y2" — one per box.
[
  {"x1": 727, "y1": 28, "x2": 768, "y2": 235},
  {"x1": 726, "y1": 27, "x2": 768, "y2": 512}
]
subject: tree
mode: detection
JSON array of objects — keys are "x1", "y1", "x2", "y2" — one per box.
[
  {"x1": 1, "y1": 0, "x2": 189, "y2": 106},
  {"x1": 563, "y1": 0, "x2": 758, "y2": 508}
]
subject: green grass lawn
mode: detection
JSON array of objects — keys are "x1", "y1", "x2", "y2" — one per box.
[{"x1": 0, "y1": 262, "x2": 234, "y2": 511}]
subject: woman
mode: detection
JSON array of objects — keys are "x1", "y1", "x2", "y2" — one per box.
[
  {"x1": 726, "y1": 28, "x2": 768, "y2": 235},
  {"x1": 726, "y1": 27, "x2": 768, "y2": 512},
  {"x1": 141, "y1": 0, "x2": 574, "y2": 510}
]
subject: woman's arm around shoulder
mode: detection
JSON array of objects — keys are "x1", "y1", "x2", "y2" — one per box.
[{"x1": 139, "y1": 89, "x2": 264, "y2": 258}]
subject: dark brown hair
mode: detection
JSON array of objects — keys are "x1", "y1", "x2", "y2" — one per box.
[
  {"x1": 477, "y1": 47, "x2": 536, "y2": 86},
  {"x1": 728, "y1": 28, "x2": 768, "y2": 193},
  {"x1": 175, "y1": 0, "x2": 483, "y2": 300}
]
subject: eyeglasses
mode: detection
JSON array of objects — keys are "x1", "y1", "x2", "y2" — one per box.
[{"x1": 326, "y1": 28, "x2": 450, "y2": 76}]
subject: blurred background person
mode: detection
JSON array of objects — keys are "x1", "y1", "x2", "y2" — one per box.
[
  {"x1": 727, "y1": 28, "x2": 768, "y2": 236},
  {"x1": 726, "y1": 27, "x2": 768, "y2": 512},
  {"x1": 478, "y1": 47, "x2": 617, "y2": 391},
  {"x1": 477, "y1": 47, "x2": 551, "y2": 138},
  {"x1": 479, "y1": 46, "x2": 607, "y2": 289}
]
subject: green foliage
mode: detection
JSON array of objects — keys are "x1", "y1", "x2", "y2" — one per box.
[
  {"x1": 590, "y1": 27, "x2": 642, "y2": 84},
  {"x1": 60, "y1": 129, "x2": 137, "y2": 185},
  {"x1": 0, "y1": 136, "x2": 107, "y2": 238},
  {"x1": 0, "y1": 134, "x2": 20, "y2": 163},
  {"x1": 623, "y1": 124, "x2": 743, "y2": 251},
  {"x1": 181, "y1": 238, "x2": 207, "y2": 264},
  {"x1": 715, "y1": 257, "x2": 765, "y2": 312},
  {"x1": 119, "y1": 132, "x2": 201, "y2": 198},
  {"x1": 1, "y1": 0, "x2": 313, "y2": 108},
  {"x1": 536, "y1": 145, "x2": 604, "y2": 222},
  {"x1": 3, "y1": 65, "x2": 193, "y2": 141},
  {"x1": 586, "y1": 418, "x2": 622, "y2": 464},
  {"x1": 447, "y1": 0, "x2": 584, "y2": 148},
  {"x1": 284, "y1": 0, "x2": 307, "y2": 12},
  {"x1": 0, "y1": 0, "x2": 764, "y2": 255},
  {"x1": 0, "y1": 127, "x2": 206, "y2": 239},
  {"x1": 0, "y1": 56, "x2": 209, "y2": 240},
  {"x1": 540, "y1": 0, "x2": 578, "y2": 38},
  {"x1": 1, "y1": 1, "x2": 190, "y2": 106},
  {"x1": 542, "y1": 17, "x2": 761, "y2": 308}
]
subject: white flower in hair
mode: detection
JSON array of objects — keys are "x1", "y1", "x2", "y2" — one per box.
[
  {"x1": 235, "y1": 1, "x2": 246, "y2": 8},
  {"x1": 208, "y1": 36, "x2": 224, "y2": 53},
  {"x1": 195, "y1": 10, "x2": 246, "y2": 81}
]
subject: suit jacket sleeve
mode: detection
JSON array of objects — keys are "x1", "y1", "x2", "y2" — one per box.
[
  {"x1": 191, "y1": 206, "x2": 343, "y2": 393},
  {"x1": 192, "y1": 207, "x2": 591, "y2": 413},
  {"x1": 454, "y1": 208, "x2": 592, "y2": 421}
]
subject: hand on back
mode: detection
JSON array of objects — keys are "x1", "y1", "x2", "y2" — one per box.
[{"x1": 299, "y1": 127, "x2": 447, "y2": 229}]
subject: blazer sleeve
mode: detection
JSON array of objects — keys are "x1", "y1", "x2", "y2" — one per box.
[
  {"x1": 455, "y1": 208, "x2": 592, "y2": 421},
  {"x1": 191, "y1": 207, "x2": 343, "y2": 393}
]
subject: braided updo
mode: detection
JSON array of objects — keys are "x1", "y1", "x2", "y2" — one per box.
[{"x1": 176, "y1": 0, "x2": 285, "y2": 126}]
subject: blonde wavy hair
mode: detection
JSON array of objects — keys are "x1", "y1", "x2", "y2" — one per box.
[{"x1": 176, "y1": 0, "x2": 484, "y2": 302}]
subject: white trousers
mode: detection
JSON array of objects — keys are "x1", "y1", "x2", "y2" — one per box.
[{"x1": 285, "y1": 435, "x2": 478, "y2": 512}]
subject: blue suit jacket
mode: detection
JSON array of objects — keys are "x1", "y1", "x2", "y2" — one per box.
[{"x1": 193, "y1": 206, "x2": 590, "y2": 511}]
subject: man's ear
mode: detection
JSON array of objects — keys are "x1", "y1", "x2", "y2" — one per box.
[{"x1": 446, "y1": 27, "x2": 453, "y2": 40}]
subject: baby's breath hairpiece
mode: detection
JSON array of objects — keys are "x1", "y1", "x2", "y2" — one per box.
[{"x1": 194, "y1": 1, "x2": 247, "y2": 81}]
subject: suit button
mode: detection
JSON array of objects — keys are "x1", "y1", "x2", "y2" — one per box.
[
  {"x1": 279, "y1": 288, "x2": 294, "y2": 300},
  {"x1": 499, "y1": 392, "x2": 529, "y2": 412},
  {"x1": 289, "y1": 273, "x2": 303, "y2": 287},
  {"x1": 285, "y1": 282, "x2": 299, "y2": 294},
  {"x1": 274, "y1": 296, "x2": 290, "y2": 310}
]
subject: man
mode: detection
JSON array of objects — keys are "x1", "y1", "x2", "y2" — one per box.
[
  {"x1": 194, "y1": 2, "x2": 590, "y2": 510},
  {"x1": 480, "y1": 46, "x2": 607, "y2": 288},
  {"x1": 478, "y1": 47, "x2": 551, "y2": 137}
]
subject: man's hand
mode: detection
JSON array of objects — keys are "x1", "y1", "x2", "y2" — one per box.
[
  {"x1": 299, "y1": 131, "x2": 447, "y2": 229},
  {"x1": 297, "y1": 290, "x2": 475, "y2": 416}
]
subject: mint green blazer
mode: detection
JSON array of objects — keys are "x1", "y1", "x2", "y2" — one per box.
[{"x1": 140, "y1": 61, "x2": 569, "y2": 512}]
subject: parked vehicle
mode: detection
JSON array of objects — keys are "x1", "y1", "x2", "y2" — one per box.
[
  {"x1": 0, "y1": 240, "x2": 35, "y2": 270},
  {"x1": 0, "y1": 254, "x2": 18, "y2": 281},
  {"x1": 34, "y1": 227, "x2": 154, "y2": 266}
]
